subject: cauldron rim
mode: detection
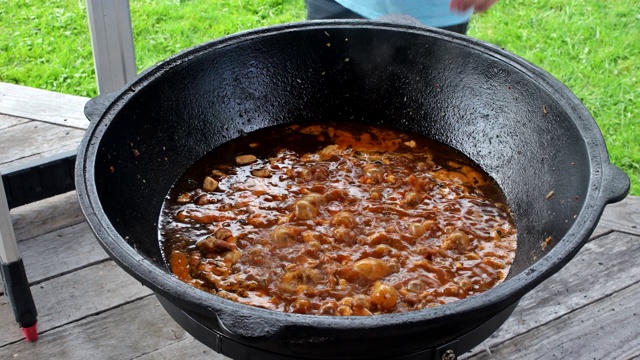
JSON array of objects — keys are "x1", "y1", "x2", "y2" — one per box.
[{"x1": 75, "y1": 19, "x2": 629, "y2": 352}]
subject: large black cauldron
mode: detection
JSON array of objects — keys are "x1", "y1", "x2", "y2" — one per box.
[{"x1": 76, "y1": 21, "x2": 629, "y2": 359}]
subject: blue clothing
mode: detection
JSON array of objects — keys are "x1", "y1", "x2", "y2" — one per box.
[{"x1": 335, "y1": 0, "x2": 473, "y2": 27}]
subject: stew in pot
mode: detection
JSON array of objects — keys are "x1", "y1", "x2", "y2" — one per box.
[{"x1": 159, "y1": 123, "x2": 517, "y2": 315}]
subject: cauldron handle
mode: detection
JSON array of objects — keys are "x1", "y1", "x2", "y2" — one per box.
[
  {"x1": 215, "y1": 310, "x2": 284, "y2": 339},
  {"x1": 84, "y1": 90, "x2": 120, "y2": 123},
  {"x1": 602, "y1": 163, "x2": 630, "y2": 204}
]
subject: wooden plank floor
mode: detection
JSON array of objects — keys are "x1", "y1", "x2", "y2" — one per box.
[{"x1": 1, "y1": 83, "x2": 639, "y2": 359}]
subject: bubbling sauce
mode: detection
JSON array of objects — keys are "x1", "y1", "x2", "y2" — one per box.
[{"x1": 159, "y1": 123, "x2": 517, "y2": 315}]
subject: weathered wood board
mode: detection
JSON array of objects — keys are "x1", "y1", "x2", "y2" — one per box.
[
  {"x1": 0, "y1": 82, "x2": 89, "y2": 130},
  {"x1": 462, "y1": 230, "x2": 640, "y2": 358},
  {"x1": 0, "y1": 113, "x2": 30, "y2": 130},
  {"x1": 136, "y1": 337, "x2": 228, "y2": 360},
  {"x1": 598, "y1": 196, "x2": 640, "y2": 236},
  {"x1": 0, "y1": 120, "x2": 84, "y2": 171},
  {"x1": 0, "y1": 222, "x2": 107, "y2": 291},
  {"x1": 10, "y1": 191, "x2": 85, "y2": 242},
  {"x1": 466, "y1": 280, "x2": 640, "y2": 359},
  {"x1": 0, "y1": 261, "x2": 152, "y2": 345},
  {"x1": 1, "y1": 296, "x2": 188, "y2": 360}
]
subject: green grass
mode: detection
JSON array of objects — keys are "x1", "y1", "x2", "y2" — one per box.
[
  {"x1": 1, "y1": 0, "x2": 638, "y2": 195},
  {"x1": 0, "y1": 0, "x2": 306, "y2": 96},
  {"x1": 468, "y1": 0, "x2": 639, "y2": 196}
]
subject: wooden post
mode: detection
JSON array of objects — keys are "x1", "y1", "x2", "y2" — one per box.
[{"x1": 86, "y1": 0, "x2": 137, "y2": 94}]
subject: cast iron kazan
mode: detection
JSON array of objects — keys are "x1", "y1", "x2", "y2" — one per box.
[{"x1": 76, "y1": 20, "x2": 629, "y2": 359}]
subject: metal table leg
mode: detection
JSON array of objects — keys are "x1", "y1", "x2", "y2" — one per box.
[
  {"x1": 0, "y1": 150, "x2": 77, "y2": 342},
  {"x1": 0, "y1": 178, "x2": 38, "y2": 341}
]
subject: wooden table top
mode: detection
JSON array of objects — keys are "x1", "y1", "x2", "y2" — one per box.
[{"x1": 1, "y1": 82, "x2": 638, "y2": 360}]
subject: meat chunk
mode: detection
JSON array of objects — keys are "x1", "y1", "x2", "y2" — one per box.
[
  {"x1": 370, "y1": 281, "x2": 398, "y2": 311},
  {"x1": 330, "y1": 211, "x2": 356, "y2": 228},
  {"x1": 293, "y1": 199, "x2": 317, "y2": 220},
  {"x1": 251, "y1": 168, "x2": 271, "y2": 178},
  {"x1": 441, "y1": 231, "x2": 471, "y2": 252},
  {"x1": 271, "y1": 226, "x2": 297, "y2": 244},
  {"x1": 235, "y1": 154, "x2": 257, "y2": 165},
  {"x1": 353, "y1": 258, "x2": 389, "y2": 280},
  {"x1": 202, "y1": 176, "x2": 218, "y2": 192},
  {"x1": 197, "y1": 236, "x2": 237, "y2": 253}
]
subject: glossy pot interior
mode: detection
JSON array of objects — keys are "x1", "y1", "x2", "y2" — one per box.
[{"x1": 76, "y1": 21, "x2": 629, "y2": 359}]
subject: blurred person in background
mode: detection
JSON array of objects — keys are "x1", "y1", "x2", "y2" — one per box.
[{"x1": 304, "y1": 0, "x2": 498, "y2": 35}]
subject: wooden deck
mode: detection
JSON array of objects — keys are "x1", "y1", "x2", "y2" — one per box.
[{"x1": 1, "y1": 82, "x2": 638, "y2": 359}]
